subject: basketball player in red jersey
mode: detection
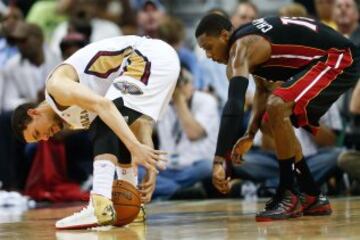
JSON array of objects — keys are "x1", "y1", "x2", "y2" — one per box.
[{"x1": 196, "y1": 14, "x2": 360, "y2": 221}]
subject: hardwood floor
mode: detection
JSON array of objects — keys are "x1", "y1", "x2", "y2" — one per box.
[{"x1": 1, "y1": 197, "x2": 359, "y2": 240}]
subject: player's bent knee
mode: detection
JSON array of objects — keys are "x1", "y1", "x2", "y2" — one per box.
[
  {"x1": 260, "y1": 120, "x2": 273, "y2": 136},
  {"x1": 266, "y1": 95, "x2": 287, "y2": 118}
]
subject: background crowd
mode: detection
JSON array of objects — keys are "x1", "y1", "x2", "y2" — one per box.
[{"x1": 0, "y1": 0, "x2": 359, "y2": 203}]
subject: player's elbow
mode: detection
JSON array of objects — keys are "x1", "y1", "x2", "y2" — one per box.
[{"x1": 93, "y1": 97, "x2": 113, "y2": 114}]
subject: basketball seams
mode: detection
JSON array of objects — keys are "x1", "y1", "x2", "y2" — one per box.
[{"x1": 112, "y1": 180, "x2": 141, "y2": 226}]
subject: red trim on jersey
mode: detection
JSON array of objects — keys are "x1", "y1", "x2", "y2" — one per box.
[
  {"x1": 263, "y1": 58, "x2": 316, "y2": 68},
  {"x1": 263, "y1": 44, "x2": 327, "y2": 69},
  {"x1": 85, "y1": 48, "x2": 130, "y2": 78},
  {"x1": 271, "y1": 44, "x2": 327, "y2": 56},
  {"x1": 272, "y1": 48, "x2": 353, "y2": 130}
]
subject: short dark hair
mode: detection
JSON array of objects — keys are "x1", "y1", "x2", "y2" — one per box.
[
  {"x1": 11, "y1": 102, "x2": 37, "y2": 142},
  {"x1": 158, "y1": 16, "x2": 185, "y2": 46},
  {"x1": 195, "y1": 13, "x2": 232, "y2": 38}
]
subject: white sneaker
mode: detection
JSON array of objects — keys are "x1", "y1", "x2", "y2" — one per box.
[{"x1": 55, "y1": 194, "x2": 116, "y2": 230}]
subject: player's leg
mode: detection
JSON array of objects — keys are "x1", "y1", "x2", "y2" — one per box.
[
  {"x1": 256, "y1": 48, "x2": 359, "y2": 221},
  {"x1": 255, "y1": 95, "x2": 303, "y2": 222},
  {"x1": 298, "y1": 148, "x2": 340, "y2": 216},
  {"x1": 56, "y1": 117, "x2": 120, "y2": 229},
  {"x1": 258, "y1": 112, "x2": 320, "y2": 212}
]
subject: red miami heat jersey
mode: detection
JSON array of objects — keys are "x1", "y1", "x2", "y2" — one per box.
[{"x1": 228, "y1": 16, "x2": 358, "y2": 81}]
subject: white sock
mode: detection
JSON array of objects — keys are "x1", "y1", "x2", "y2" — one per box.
[
  {"x1": 91, "y1": 160, "x2": 115, "y2": 199},
  {"x1": 116, "y1": 166, "x2": 138, "y2": 186}
]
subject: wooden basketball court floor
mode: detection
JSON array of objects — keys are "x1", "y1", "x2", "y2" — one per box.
[{"x1": 1, "y1": 197, "x2": 360, "y2": 240}]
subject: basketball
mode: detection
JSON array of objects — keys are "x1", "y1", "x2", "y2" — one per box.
[{"x1": 111, "y1": 180, "x2": 141, "y2": 226}]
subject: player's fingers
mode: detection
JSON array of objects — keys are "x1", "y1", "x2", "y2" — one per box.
[
  {"x1": 144, "y1": 162, "x2": 159, "y2": 174},
  {"x1": 156, "y1": 161, "x2": 167, "y2": 170},
  {"x1": 139, "y1": 188, "x2": 152, "y2": 195},
  {"x1": 153, "y1": 150, "x2": 167, "y2": 155},
  {"x1": 141, "y1": 195, "x2": 152, "y2": 203},
  {"x1": 139, "y1": 180, "x2": 153, "y2": 189},
  {"x1": 152, "y1": 154, "x2": 168, "y2": 163},
  {"x1": 212, "y1": 178, "x2": 224, "y2": 185},
  {"x1": 141, "y1": 197, "x2": 150, "y2": 204},
  {"x1": 145, "y1": 157, "x2": 158, "y2": 167}
]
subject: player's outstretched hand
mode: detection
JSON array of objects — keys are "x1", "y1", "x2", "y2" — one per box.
[
  {"x1": 132, "y1": 143, "x2": 167, "y2": 173},
  {"x1": 212, "y1": 157, "x2": 231, "y2": 194},
  {"x1": 231, "y1": 135, "x2": 253, "y2": 165},
  {"x1": 139, "y1": 169, "x2": 157, "y2": 203}
]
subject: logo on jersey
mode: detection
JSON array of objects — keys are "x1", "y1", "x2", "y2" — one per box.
[
  {"x1": 113, "y1": 81, "x2": 143, "y2": 95},
  {"x1": 85, "y1": 47, "x2": 151, "y2": 85}
]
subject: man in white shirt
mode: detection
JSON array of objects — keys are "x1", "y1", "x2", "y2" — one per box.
[
  {"x1": 140, "y1": 69, "x2": 219, "y2": 199},
  {"x1": 2, "y1": 22, "x2": 60, "y2": 111},
  {"x1": 50, "y1": 0, "x2": 122, "y2": 56}
]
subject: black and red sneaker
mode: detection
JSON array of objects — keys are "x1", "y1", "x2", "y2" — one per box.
[
  {"x1": 256, "y1": 189, "x2": 303, "y2": 222},
  {"x1": 299, "y1": 193, "x2": 332, "y2": 216}
]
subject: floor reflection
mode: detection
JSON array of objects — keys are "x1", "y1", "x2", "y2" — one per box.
[{"x1": 1, "y1": 197, "x2": 360, "y2": 240}]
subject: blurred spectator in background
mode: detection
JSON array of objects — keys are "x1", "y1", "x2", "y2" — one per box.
[
  {"x1": 157, "y1": 15, "x2": 203, "y2": 90},
  {"x1": 59, "y1": 32, "x2": 88, "y2": 59},
  {"x1": 26, "y1": 0, "x2": 72, "y2": 42},
  {"x1": 141, "y1": 68, "x2": 219, "y2": 200},
  {"x1": 194, "y1": 8, "x2": 229, "y2": 108},
  {"x1": 350, "y1": 82, "x2": 360, "y2": 115},
  {"x1": 2, "y1": 22, "x2": 60, "y2": 111},
  {"x1": 234, "y1": 105, "x2": 342, "y2": 195},
  {"x1": 136, "y1": 0, "x2": 165, "y2": 38},
  {"x1": 0, "y1": 6, "x2": 23, "y2": 113},
  {"x1": 333, "y1": 0, "x2": 360, "y2": 46},
  {"x1": 0, "y1": 22, "x2": 60, "y2": 190},
  {"x1": 93, "y1": 0, "x2": 138, "y2": 35},
  {"x1": 279, "y1": 2, "x2": 308, "y2": 17},
  {"x1": 338, "y1": 74, "x2": 360, "y2": 187},
  {"x1": 0, "y1": 6, "x2": 22, "y2": 68},
  {"x1": 231, "y1": 1, "x2": 258, "y2": 29},
  {"x1": 315, "y1": 0, "x2": 338, "y2": 29},
  {"x1": 333, "y1": 0, "x2": 360, "y2": 187},
  {"x1": 50, "y1": 0, "x2": 121, "y2": 56}
]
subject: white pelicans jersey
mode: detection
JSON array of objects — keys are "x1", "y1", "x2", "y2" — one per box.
[{"x1": 45, "y1": 36, "x2": 180, "y2": 129}]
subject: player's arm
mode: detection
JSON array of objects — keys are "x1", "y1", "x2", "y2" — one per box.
[
  {"x1": 130, "y1": 115, "x2": 158, "y2": 203},
  {"x1": 215, "y1": 35, "x2": 269, "y2": 162},
  {"x1": 47, "y1": 67, "x2": 165, "y2": 171}
]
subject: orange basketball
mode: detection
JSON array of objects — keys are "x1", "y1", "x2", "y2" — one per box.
[{"x1": 111, "y1": 180, "x2": 141, "y2": 226}]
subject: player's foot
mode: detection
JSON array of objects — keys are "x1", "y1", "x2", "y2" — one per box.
[
  {"x1": 299, "y1": 193, "x2": 332, "y2": 216},
  {"x1": 55, "y1": 194, "x2": 116, "y2": 230},
  {"x1": 256, "y1": 189, "x2": 302, "y2": 222},
  {"x1": 133, "y1": 204, "x2": 146, "y2": 223}
]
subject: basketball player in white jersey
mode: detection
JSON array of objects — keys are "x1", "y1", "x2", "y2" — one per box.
[{"x1": 11, "y1": 36, "x2": 180, "y2": 229}]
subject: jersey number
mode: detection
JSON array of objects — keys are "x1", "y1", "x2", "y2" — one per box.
[{"x1": 280, "y1": 17, "x2": 318, "y2": 32}]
